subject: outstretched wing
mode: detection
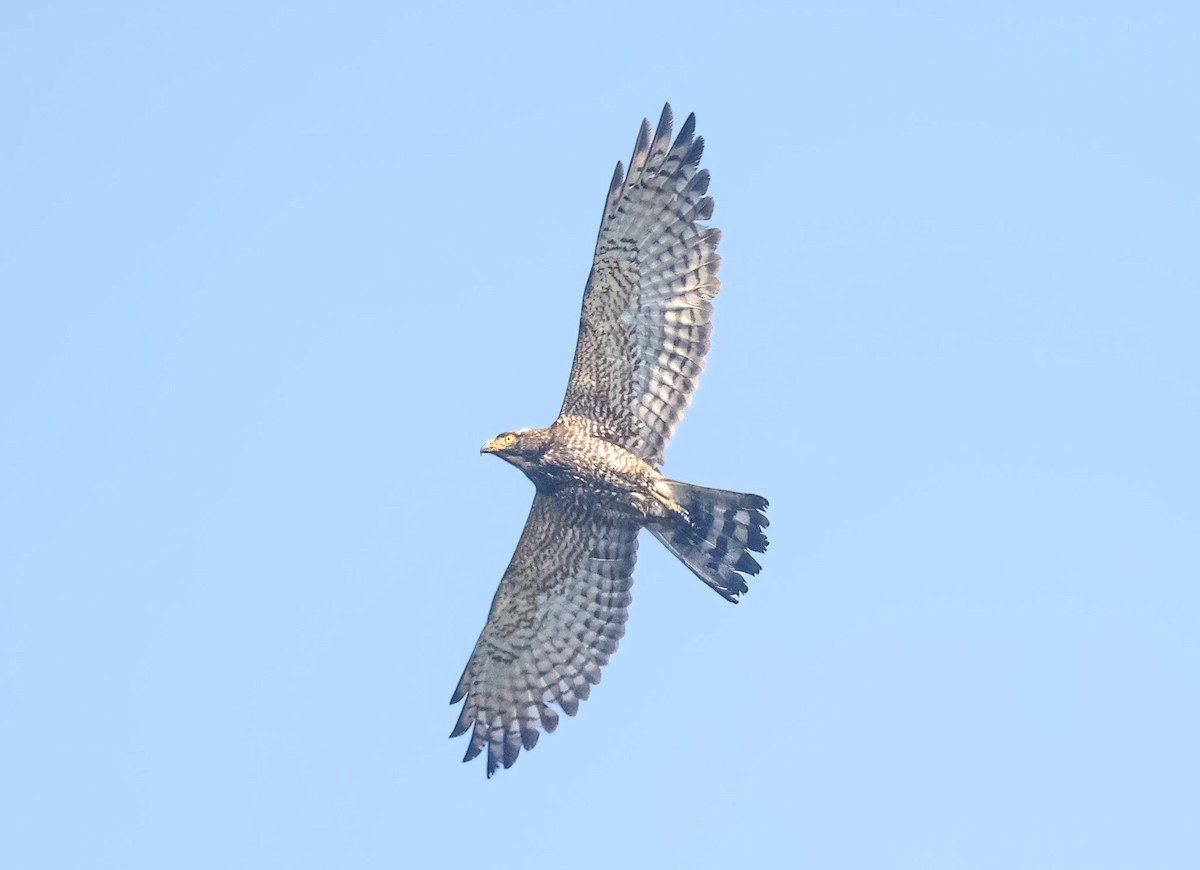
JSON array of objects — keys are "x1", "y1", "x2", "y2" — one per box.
[
  {"x1": 558, "y1": 103, "x2": 721, "y2": 467},
  {"x1": 450, "y1": 491, "x2": 638, "y2": 776}
]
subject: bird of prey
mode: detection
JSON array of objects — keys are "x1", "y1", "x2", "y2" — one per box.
[{"x1": 451, "y1": 104, "x2": 768, "y2": 776}]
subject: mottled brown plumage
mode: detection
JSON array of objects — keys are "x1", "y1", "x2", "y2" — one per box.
[{"x1": 452, "y1": 105, "x2": 768, "y2": 776}]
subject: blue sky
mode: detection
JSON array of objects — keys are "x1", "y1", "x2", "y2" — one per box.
[{"x1": 2, "y1": 2, "x2": 1197, "y2": 867}]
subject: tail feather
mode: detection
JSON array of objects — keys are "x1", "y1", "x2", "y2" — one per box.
[{"x1": 649, "y1": 480, "x2": 769, "y2": 602}]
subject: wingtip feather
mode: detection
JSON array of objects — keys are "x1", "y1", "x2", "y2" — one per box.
[
  {"x1": 674, "y1": 113, "x2": 697, "y2": 151},
  {"x1": 610, "y1": 160, "x2": 624, "y2": 191}
]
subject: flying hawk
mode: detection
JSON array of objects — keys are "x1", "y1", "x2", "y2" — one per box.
[{"x1": 451, "y1": 104, "x2": 768, "y2": 776}]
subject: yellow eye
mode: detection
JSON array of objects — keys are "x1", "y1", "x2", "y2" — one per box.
[{"x1": 502, "y1": 433, "x2": 516, "y2": 446}]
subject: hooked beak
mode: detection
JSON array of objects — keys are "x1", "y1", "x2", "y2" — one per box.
[{"x1": 481, "y1": 438, "x2": 503, "y2": 455}]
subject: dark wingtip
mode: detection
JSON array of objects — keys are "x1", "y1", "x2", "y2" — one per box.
[
  {"x1": 503, "y1": 738, "x2": 521, "y2": 770},
  {"x1": 633, "y1": 117, "x2": 651, "y2": 157},
  {"x1": 674, "y1": 112, "x2": 697, "y2": 149},
  {"x1": 653, "y1": 103, "x2": 674, "y2": 149},
  {"x1": 610, "y1": 160, "x2": 624, "y2": 193}
]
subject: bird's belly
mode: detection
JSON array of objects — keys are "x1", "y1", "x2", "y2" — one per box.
[{"x1": 539, "y1": 436, "x2": 677, "y2": 522}]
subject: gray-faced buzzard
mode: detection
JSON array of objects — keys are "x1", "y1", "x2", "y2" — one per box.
[{"x1": 451, "y1": 104, "x2": 768, "y2": 776}]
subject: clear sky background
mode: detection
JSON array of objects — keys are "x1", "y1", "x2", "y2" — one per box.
[{"x1": 2, "y1": 3, "x2": 1197, "y2": 868}]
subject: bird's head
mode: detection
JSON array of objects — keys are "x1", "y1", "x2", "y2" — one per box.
[{"x1": 481, "y1": 428, "x2": 546, "y2": 472}]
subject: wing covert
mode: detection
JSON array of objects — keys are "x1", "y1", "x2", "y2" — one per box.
[
  {"x1": 557, "y1": 103, "x2": 722, "y2": 466},
  {"x1": 450, "y1": 491, "x2": 638, "y2": 776}
]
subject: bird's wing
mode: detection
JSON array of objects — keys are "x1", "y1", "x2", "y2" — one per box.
[
  {"x1": 557, "y1": 103, "x2": 721, "y2": 466},
  {"x1": 450, "y1": 490, "x2": 638, "y2": 776}
]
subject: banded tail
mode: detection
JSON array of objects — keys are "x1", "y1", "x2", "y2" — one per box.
[{"x1": 649, "y1": 480, "x2": 769, "y2": 601}]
